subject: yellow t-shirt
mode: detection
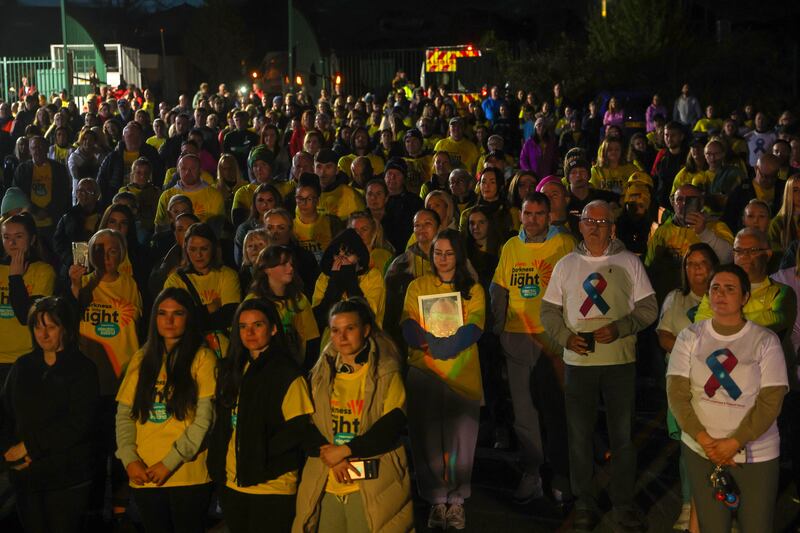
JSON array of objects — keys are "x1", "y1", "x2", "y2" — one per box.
[
  {"x1": 79, "y1": 273, "x2": 142, "y2": 377},
  {"x1": 644, "y1": 220, "x2": 734, "y2": 267},
  {"x1": 226, "y1": 375, "x2": 313, "y2": 494},
  {"x1": 337, "y1": 153, "x2": 385, "y2": 178},
  {"x1": 116, "y1": 346, "x2": 217, "y2": 488},
  {"x1": 30, "y1": 163, "x2": 54, "y2": 227},
  {"x1": 671, "y1": 168, "x2": 712, "y2": 195},
  {"x1": 753, "y1": 182, "x2": 776, "y2": 205},
  {"x1": 293, "y1": 215, "x2": 336, "y2": 262},
  {"x1": 319, "y1": 184, "x2": 366, "y2": 221},
  {"x1": 164, "y1": 167, "x2": 216, "y2": 188},
  {"x1": 123, "y1": 150, "x2": 139, "y2": 184},
  {"x1": 53, "y1": 145, "x2": 70, "y2": 165},
  {"x1": 154, "y1": 185, "x2": 225, "y2": 228},
  {"x1": 692, "y1": 118, "x2": 723, "y2": 133},
  {"x1": 589, "y1": 163, "x2": 639, "y2": 195},
  {"x1": 402, "y1": 155, "x2": 433, "y2": 194},
  {"x1": 402, "y1": 274, "x2": 485, "y2": 400},
  {"x1": 370, "y1": 247, "x2": 394, "y2": 275},
  {"x1": 491, "y1": 233, "x2": 576, "y2": 334},
  {"x1": 231, "y1": 181, "x2": 295, "y2": 220},
  {"x1": 433, "y1": 137, "x2": 479, "y2": 174},
  {"x1": 326, "y1": 363, "x2": 405, "y2": 495},
  {"x1": 0, "y1": 262, "x2": 56, "y2": 363},
  {"x1": 164, "y1": 268, "x2": 241, "y2": 308},
  {"x1": 146, "y1": 136, "x2": 166, "y2": 151},
  {"x1": 164, "y1": 267, "x2": 241, "y2": 357}
]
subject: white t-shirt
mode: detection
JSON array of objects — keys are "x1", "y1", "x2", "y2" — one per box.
[
  {"x1": 657, "y1": 289, "x2": 703, "y2": 356},
  {"x1": 667, "y1": 320, "x2": 788, "y2": 463},
  {"x1": 745, "y1": 130, "x2": 776, "y2": 168},
  {"x1": 542, "y1": 249, "x2": 654, "y2": 366}
]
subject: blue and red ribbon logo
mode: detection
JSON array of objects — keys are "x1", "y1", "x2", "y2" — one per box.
[
  {"x1": 580, "y1": 273, "x2": 610, "y2": 316},
  {"x1": 704, "y1": 348, "x2": 741, "y2": 400}
]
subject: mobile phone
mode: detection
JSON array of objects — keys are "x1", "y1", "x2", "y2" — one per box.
[
  {"x1": 578, "y1": 332, "x2": 595, "y2": 353},
  {"x1": 348, "y1": 459, "x2": 379, "y2": 480},
  {"x1": 684, "y1": 196, "x2": 701, "y2": 217}
]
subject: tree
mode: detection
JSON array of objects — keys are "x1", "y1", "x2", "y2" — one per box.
[{"x1": 586, "y1": 0, "x2": 691, "y2": 89}]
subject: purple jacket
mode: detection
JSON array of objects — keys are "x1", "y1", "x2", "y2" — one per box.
[
  {"x1": 646, "y1": 104, "x2": 667, "y2": 132},
  {"x1": 519, "y1": 137, "x2": 557, "y2": 177}
]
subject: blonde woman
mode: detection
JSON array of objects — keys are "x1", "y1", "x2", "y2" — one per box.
[
  {"x1": 348, "y1": 211, "x2": 395, "y2": 275},
  {"x1": 589, "y1": 138, "x2": 638, "y2": 195},
  {"x1": 767, "y1": 175, "x2": 800, "y2": 251}
]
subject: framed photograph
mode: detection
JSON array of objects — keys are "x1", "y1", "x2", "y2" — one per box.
[{"x1": 418, "y1": 292, "x2": 464, "y2": 338}]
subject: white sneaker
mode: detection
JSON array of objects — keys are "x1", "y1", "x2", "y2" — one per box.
[
  {"x1": 427, "y1": 503, "x2": 447, "y2": 530},
  {"x1": 445, "y1": 503, "x2": 466, "y2": 530},
  {"x1": 673, "y1": 502, "x2": 690, "y2": 530},
  {"x1": 513, "y1": 472, "x2": 543, "y2": 504}
]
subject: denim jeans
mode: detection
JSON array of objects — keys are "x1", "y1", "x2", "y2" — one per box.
[{"x1": 564, "y1": 363, "x2": 636, "y2": 511}]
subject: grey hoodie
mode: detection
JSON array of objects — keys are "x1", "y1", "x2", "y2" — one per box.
[{"x1": 540, "y1": 238, "x2": 658, "y2": 355}]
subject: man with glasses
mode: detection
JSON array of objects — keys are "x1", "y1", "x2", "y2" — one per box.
[
  {"x1": 645, "y1": 184, "x2": 734, "y2": 302},
  {"x1": 693, "y1": 228, "x2": 796, "y2": 335},
  {"x1": 53, "y1": 178, "x2": 102, "y2": 276},
  {"x1": 724, "y1": 153, "x2": 784, "y2": 233},
  {"x1": 541, "y1": 200, "x2": 657, "y2": 532},
  {"x1": 490, "y1": 191, "x2": 575, "y2": 504}
]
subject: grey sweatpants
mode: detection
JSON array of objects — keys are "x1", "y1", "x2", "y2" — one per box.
[
  {"x1": 406, "y1": 366, "x2": 480, "y2": 505},
  {"x1": 501, "y1": 332, "x2": 544, "y2": 476},
  {"x1": 683, "y1": 444, "x2": 779, "y2": 533}
]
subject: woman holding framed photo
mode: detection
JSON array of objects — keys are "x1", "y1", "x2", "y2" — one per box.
[{"x1": 400, "y1": 228, "x2": 485, "y2": 531}]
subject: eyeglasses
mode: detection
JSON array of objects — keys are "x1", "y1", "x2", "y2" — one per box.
[
  {"x1": 433, "y1": 250, "x2": 456, "y2": 259},
  {"x1": 77, "y1": 189, "x2": 97, "y2": 196},
  {"x1": 732, "y1": 247, "x2": 768, "y2": 256},
  {"x1": 580, "y1": 217, "x2": 612, "y2": 228},
  {"x1": 294, "y1": 195, "x2": 317, "y2": 204}
]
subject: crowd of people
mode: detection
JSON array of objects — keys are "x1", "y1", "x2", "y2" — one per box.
[{"x1": 0, "y1": 75, "x2": 797, "y2": 533}]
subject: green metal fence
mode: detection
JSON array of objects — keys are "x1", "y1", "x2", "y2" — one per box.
[{"x1": 1, "y1": 54, "x2": 105, "y2": 103}]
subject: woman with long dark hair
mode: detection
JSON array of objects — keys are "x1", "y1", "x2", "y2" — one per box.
[
  {"x1": 294, "y1": 298, "x2": 413, "y2": 532},
  {"x1": 1, "y1": 297, "x2": 98, "y2": 532},
  {"x1": 458, "y1": 167, "x2": 513, "y2": 240},
  {"x1": 115, "y1": 287, "x2": 216, "y2": 532},
  {"x1": 248, "y1": 245, "x2": 319, "y2": 369},
  {"x1": 208, "y1": 299, "x2": 313, "y2": 533},
  {"x1": 401, "y1": 229, "x2": 485, "y2": 530},
  {"x1": 164, "y1": 222, "x2": 241, "y2": 359}
]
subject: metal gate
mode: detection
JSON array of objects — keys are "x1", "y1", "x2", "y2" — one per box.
[
  {"x1": 333, "y1": 49, "x2": 424, "y2": 97},
  {"x1": 0, "y1": 57, "x2": 60, "y2": 103}
]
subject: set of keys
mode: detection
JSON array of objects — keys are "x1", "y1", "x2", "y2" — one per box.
[{"x1": 710, "y1": 464, "x2": 740, "y2": 510}]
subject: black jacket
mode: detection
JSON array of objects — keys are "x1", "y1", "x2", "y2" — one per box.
[
  {"x1": 723, "y1": 177, "x2": 784, "y2": 234},
  {"x1": 96, "y1": 142, "x2": 165, "y2": 207},
  {"x1": 384, "y1": 190, "x2": 423, "y2": 253},
  {"x1": 0, "y1": 348, "x2": 99, "y2": 489},
  {"x1": 207, "y1": 345, "x2": 309, "y2": 487},
  {"x1": 52, "y1": 204, "x2": 102, "y2": 274}
]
